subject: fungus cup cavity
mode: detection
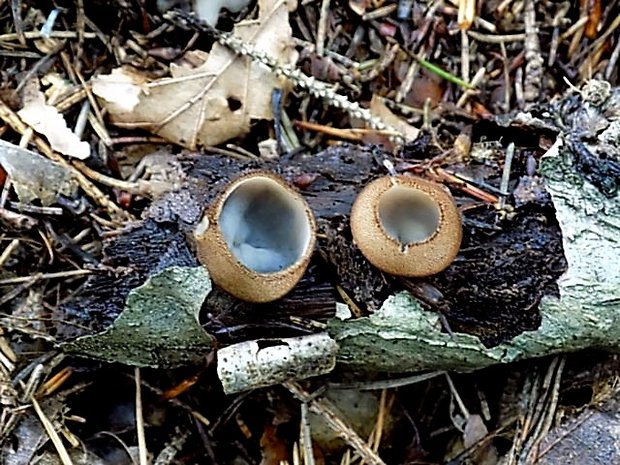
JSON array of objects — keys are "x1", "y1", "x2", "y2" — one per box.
[
  {"x1": 378, "y1": 186, "x2": 440, "y2": 247},
  {"x1": 194, "y1": 172, "x2": 316, "y2": 303},
  {"x1": 351, "y1": 175, "x2": 462, "y2": 277}
]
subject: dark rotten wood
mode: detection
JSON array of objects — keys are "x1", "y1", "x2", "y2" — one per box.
[{"x1": 58, "y1": 144, "x2": 566, "y2": 348}]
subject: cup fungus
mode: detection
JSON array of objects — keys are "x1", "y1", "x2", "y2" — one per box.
[
  {"x1": 194, "y1": 172, "x2": 316, "y2": 303},
  {"x1": 350, "y1": 175, "x2": 462, "y2": 277}
]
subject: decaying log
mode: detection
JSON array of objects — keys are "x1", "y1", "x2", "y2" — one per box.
[{"x1": 58, "y1": 143, "x2": 566, "y2": 350}]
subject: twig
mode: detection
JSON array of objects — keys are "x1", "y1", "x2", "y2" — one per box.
[
  {"x1": 500, "y1": 41, "x2": 511, "y2": 112},
  {"x1": 15, "y1": 41, "x2": 65, "y2": 94},
  {"x1": 316, "y1": 0, "x2": 330, "y2": 56},
  {"x1": 294, "y1": 120, "x2": 363, "y2": 141},
  {"x1": 300, "y1": 402, "x2": 316, "y2": 465},
  {"x1": 361, "y1": 43, "x2": 398, "y2": 82},
  {"x1": 498, "y1": 142, "x2": 515, "y2": 209},
  {"x1": 135, "y1": 368, "x2": 149, "y2": 465},
  {"x1": 431, "y1": 168, "x2": 499, "y2": 204},
  {"x1": 0, "y1": 31, "x2": 97, "y2": 41},
  {"x1": 284, "y1": 382, "x2": 387, "y2": 465},
  {"x1": 32, "y1": 398, "x2": 74, "y2": 465},
  {"x1": 134, "y1": 375, "x2": 213, "y2": 430},
  {"x1": 606, "y1": 36, "x2": 620, "y2": 80},
  {"x1": 9, "y1": 0, "x2": 26, "y2": 45},
  {"x1": 8, "y1": 202, "x2": 63, "y2": 215},
  {"x1": 73, "y1": 67, "x2": 106, "y2": 129},
  {"x1": 329, "y1": 371, "x2": 445, "y2": 390},
  {"x1": 558, "y1": 16, "x2": 588, "y2": 43},
  {"x1": 37, "y1": 367, "x2": 73, "y2": 397},
  {"x1": 548, "y1": 2, "x2": 570, "y2": 66},
  {"x1": 73, "y1": 161, "x2": 142, "y2": 192},
  {"x1": 514, "y1": 67, "x2": 524, "y2": 109},
  {"x1": 0, "y1": 275, "x2": 39, "y2": 306},
  {"x1": 456, "y1": 67, "x2": 485, "y2": 108},
  {"x1": 370, "y1": 389, "x2": 388, "y2": 452},
  {"x1": 523, "y1": 0, "x2": 543, "y2": 104},
  {"x1": 0, "y1": 269, "x2": 93, "y2": 285},
  {"x1": 467, "y1": 31, "x2": 526, "y2": 43},
  {"x1": 460, "y1": 30, "x2": 470, "y2": 83},
  {"x1": 0, "y1": 239, "x2": 20, "y2": 268},
  {"x1": 75, "y1": 0, "x2": 85, "y2": 70},
  {"x1": 518, "y1": 356, "x2": 566, "y2": 464},
  {"x1": 362, "y1": 4, "x2": 397, "y2": 20},
  {"x1": 445, "y1": 372, "x2": 470, "y2": 420},
  {"x1": 97, "y1": 431, "x2": 139, "y2": 465}
]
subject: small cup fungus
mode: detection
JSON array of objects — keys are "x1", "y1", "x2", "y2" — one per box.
[
  {"x1": 350, "y1": 175, "x2": 462, "y2": 277},
  {"x1": 194, "y1": 172, "x2": 316, "y2": 303}
]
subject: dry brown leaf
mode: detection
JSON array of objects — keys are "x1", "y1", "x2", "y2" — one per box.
[
  {"x1": 96, "y1": 0, "x2": 296, "y2": 149},
  {"x1": 259, "y1": 424, "x2": 289, "y2": 465},
  {"x1": 18, "y1": 80, "x2": 90, "y2": 160},
  {"x1": 369, "y1": 95, "x2": 419, "y2": 141}
]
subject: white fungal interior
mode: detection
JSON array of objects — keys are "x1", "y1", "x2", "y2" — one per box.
[
  {"x1": 219, "y1": 177, "x2": 312, "y2": 273},
  {"x1": 378, "y1": 186, "x2": 440, "y2": 246}
]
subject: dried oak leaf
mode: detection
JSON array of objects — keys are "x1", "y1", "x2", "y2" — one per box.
[{"x1": 94, "y1": 0, "x2": 296, "y2": 149}]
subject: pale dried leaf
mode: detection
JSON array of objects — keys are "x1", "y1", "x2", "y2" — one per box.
[
  {"x1": 18, "y1": 83, "x2": 90, "y2": 160},
  {"x1": 99, "y1": 0, "x2": 297, "y2": 149},
  {"x1": 463, "y1": 414, "x2": 497, "y2": 465},
  {"x1": 91, "y1": 68, "x2": 147, "y2": 112}
]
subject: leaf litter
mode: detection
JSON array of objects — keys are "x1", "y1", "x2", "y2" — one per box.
[{"x1": 94, "y1": 0, "x2": 297, "y2": 149}]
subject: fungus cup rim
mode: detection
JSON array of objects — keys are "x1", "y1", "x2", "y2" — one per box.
[
  {"x1": 194, "y1": 171, "x2": 317, "y2": 302},
  {"x1": 350, "y1": 175, "x2": 462, "y2": 277}
]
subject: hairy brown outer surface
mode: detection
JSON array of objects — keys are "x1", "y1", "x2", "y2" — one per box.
[
  {"x1": 195, "y1": 172, "x2": 316, "y2": 303},
  {"x1": 350, "y1": 175, "x2": 462, "y2": 277}
]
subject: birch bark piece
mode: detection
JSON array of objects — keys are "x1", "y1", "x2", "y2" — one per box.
[{"x1": 217, "y1": 333, "x2": 338, "y2": 393}]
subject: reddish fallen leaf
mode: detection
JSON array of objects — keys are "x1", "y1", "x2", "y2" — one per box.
[
  {"x1": 404, "y1": 71, "x2": 445, "y2": 108},
  {"x1": 259, "y1": 423, "x2": 289, "y2": 465}
]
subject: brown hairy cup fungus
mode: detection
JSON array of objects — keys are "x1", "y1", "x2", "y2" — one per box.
[
  {"x1": 350, "y1": 175, "x2": 462, "y2": 277},
  {"x1": 194, "y1": 172, "x2": 316, "y2": 303}
]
